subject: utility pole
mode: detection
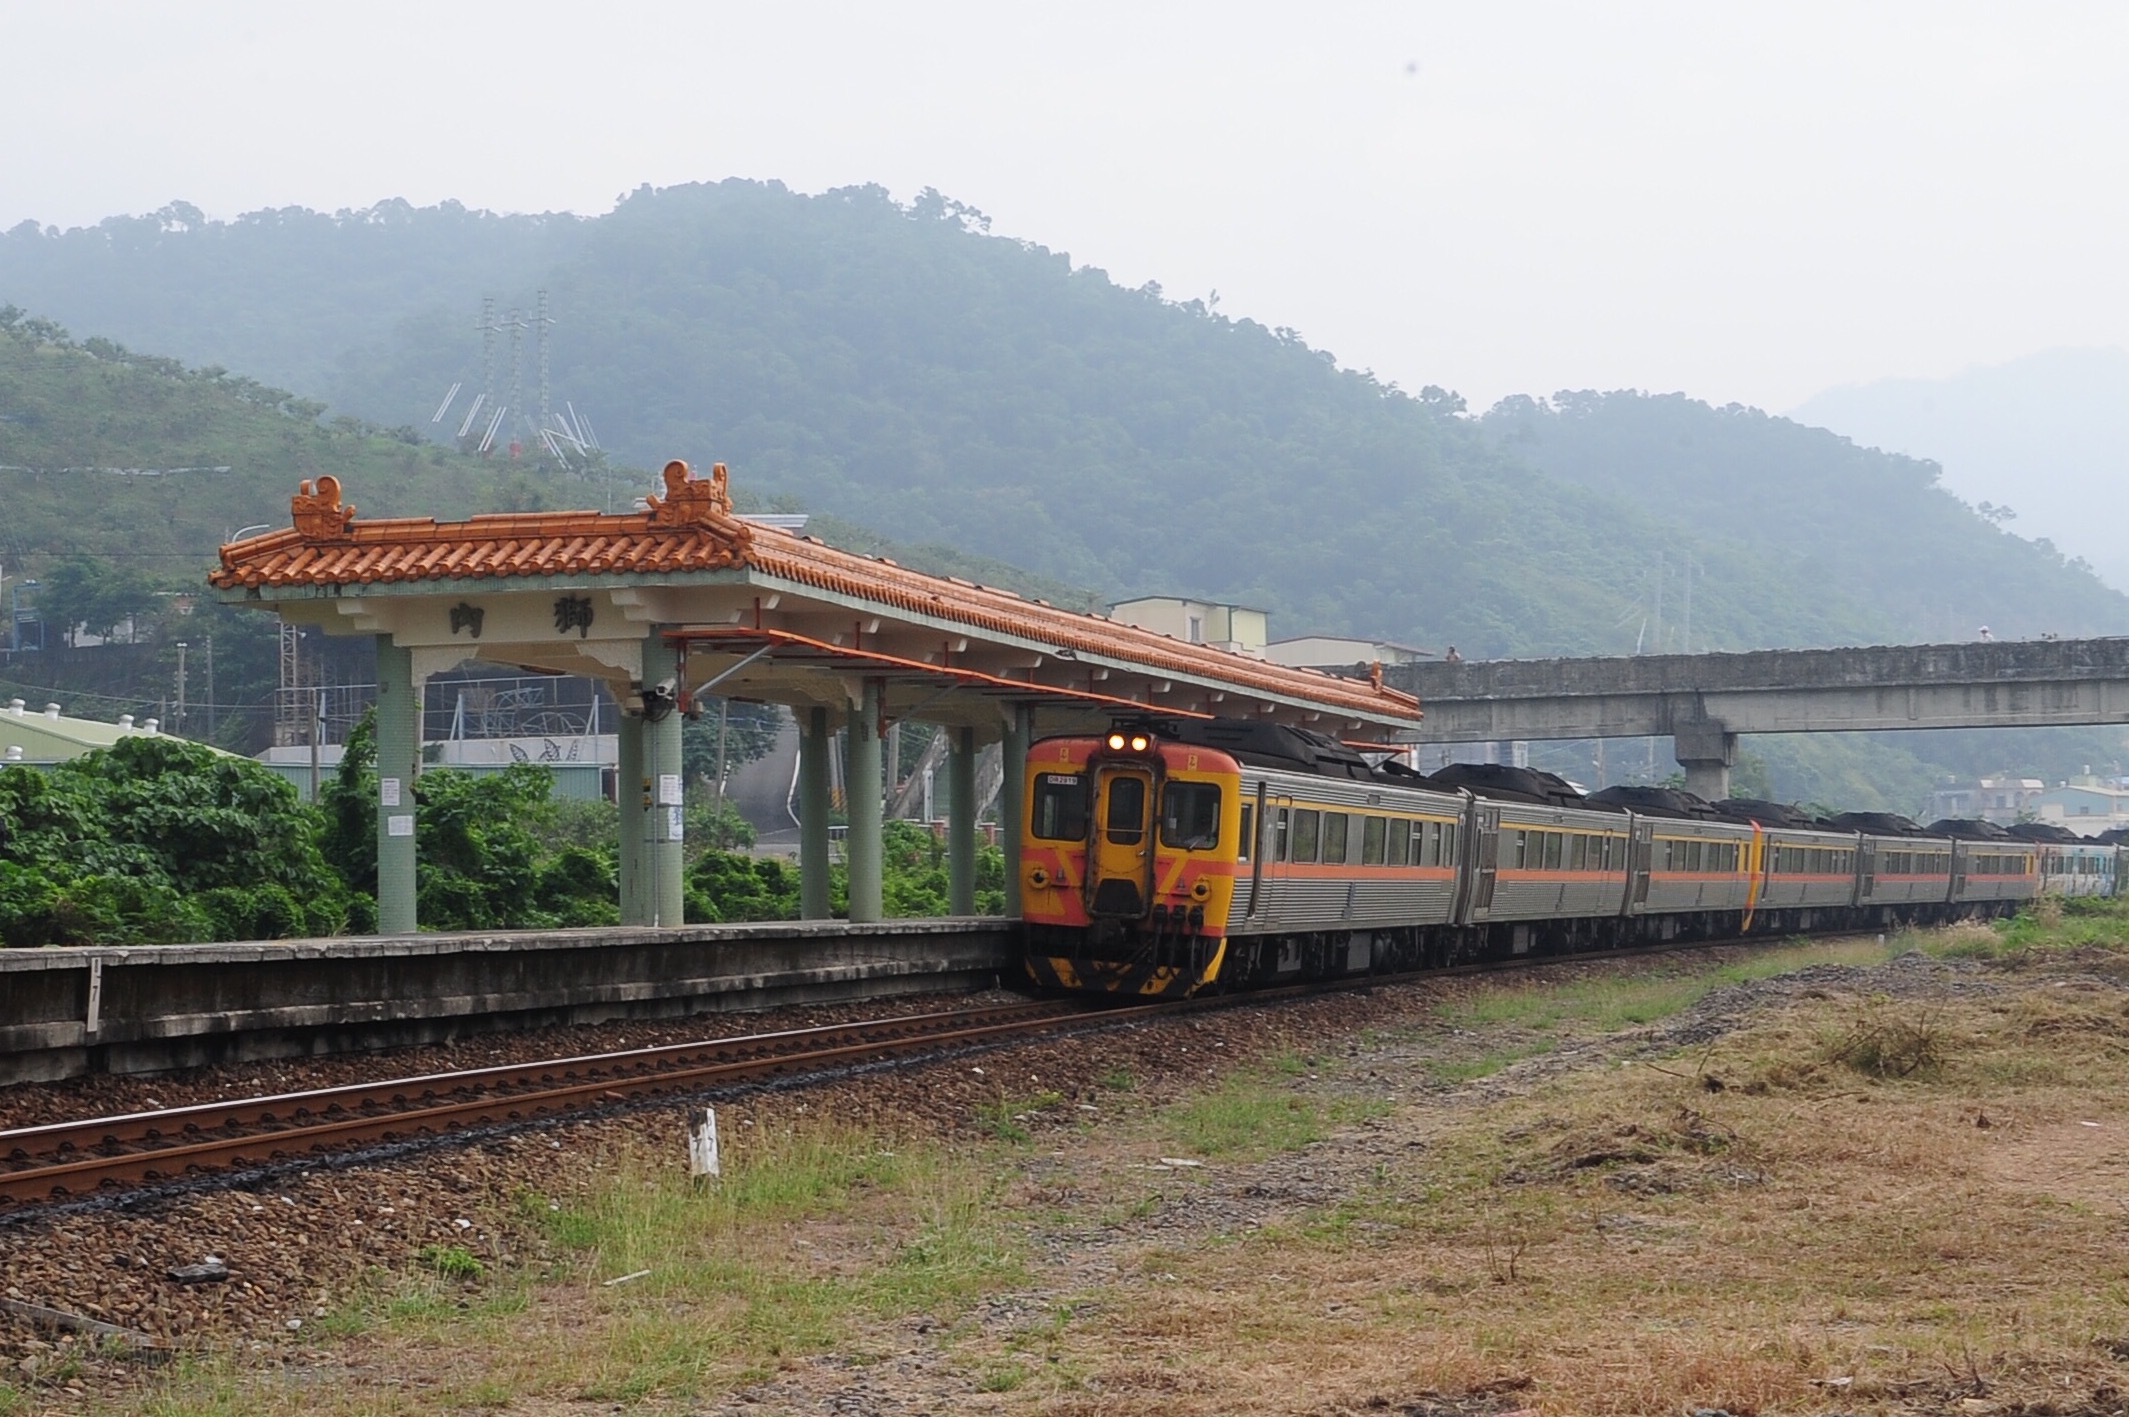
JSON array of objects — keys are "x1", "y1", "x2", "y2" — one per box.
[
  {"x1": 204, "y1": 635, "x2": 215, "y2": 741},
  {"x1": 174, "y1": 641, "x2": 189, "y2": 733}
]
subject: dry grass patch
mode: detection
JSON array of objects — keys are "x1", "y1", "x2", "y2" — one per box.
[{"x1": 1018, "y1": 982, "x2": 2129, "y2": 1416}]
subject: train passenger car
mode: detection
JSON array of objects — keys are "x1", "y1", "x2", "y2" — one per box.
[
  {"x1": 1952, "y1": 841, "x2": 2042, "y2": 905},
  {"x1": 1750, "y1": 829, "x2": 1861, "y2": 919},
  {"x1": 1471, "y1": 799, "x2": 1632, "y2": 934},
  {"x1": 1833, "y1": 814, "x2": 1957, "y2": 910},
  {"x1": 1631, "y1": 815, "x2": 1757, "y2": 919}
]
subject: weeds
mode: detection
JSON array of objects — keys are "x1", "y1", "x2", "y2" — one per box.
[
  {"x1": 418, "y1": 1244, "x2": 485, "y2": 1280},
  {"x1": 974, "y1": 1090, "x2": 1063, "y2": 1142},
  {"x1": 1820, "y1": 998, "x2": 1945, "y2": 1079}
]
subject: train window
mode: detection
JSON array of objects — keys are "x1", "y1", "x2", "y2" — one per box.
[
  {"x1": 1544, "y1": 832, "x2": 1564, "y2": 870},
  {"x1": 1159, "y1": 782, "x2": 1223, "y2": 851},
  {"x1": 1291, "y1": 809, "x2": 1320, "y2": 863},
  {"x1": 1569, "y1": 834, "x2": 1587, "y2": 871},
  {"x1": 1104, "y1": 776, "x2": 1147, "y2": 846},
  {"x1": 1274, "y1": 807, "x2": 1291, "y2": 861},
  {"x1": 1387, "y1": 818, "x2": 1411, "y2": 866},
  {"x1": 1512, "y1": 829, "x2": 1529, "y2": 870},
  {"x1": 1361, "y1": 816, "x2": 1386, "y2": 866},
  {"x1": 1442, "y1": 822, "x2": 1458, "y2": 863},
  {"x1": 1032, "y1": 774, "x2": 1089, "y2": 841},
  {"x1": 1238, "y1": 805, "x2": 1254, "y2": 862},
  {"x1": 1323, "y1": 812, "x2": 1350, "y2": 865},
  {"x1": 1423, "y1": 820, "x2": 1442, "y2": 867}
]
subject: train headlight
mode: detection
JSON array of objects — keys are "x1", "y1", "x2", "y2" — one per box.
[
  {"x1": 1106, "y1": 732, "x2": 1127, "y2": 751},
  {"x1": 1129, "y1": 734, "x2": 1150, "y2": 752}
]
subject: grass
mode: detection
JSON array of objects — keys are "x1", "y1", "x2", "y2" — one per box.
[
  {"x1": 107, "y1": 1117, "x2": 1023, "y2": 1415},
  {"x1": 1024, "y1": 931, "x2": 2129, "y2": 1416},
  {"x1": 1435, "y1": 933, "x2": 1904, "y2": 1038},
  {"x1": 1159, "y1": 1058, "x2": 1388, "y2": 1160}
]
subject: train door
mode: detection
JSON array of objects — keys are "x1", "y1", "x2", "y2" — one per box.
[
  {"x1": 1854, "y1": 836, "x2": 1876, "y2": 906},
  {"x1": 1085, "y1": 763, "x2": 1157, "y2": 918},
  {"x1": 1465, "y1": 802, "x2": 1501, "y2": 922},
  {"x1": 1243, "y1": 781, "x2": 1274, "y2": 920},
  {"x1": 1628, "y1": 817, "x2": 1655, "y2": 912},
  {"x1": 1950, "y1": 842, "x2": 1969, "y2": 903}
]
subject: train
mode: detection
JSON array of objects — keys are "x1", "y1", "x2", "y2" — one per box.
[{"x1": 1019, "y1": 718, "x2": 2123, "y2": 997}]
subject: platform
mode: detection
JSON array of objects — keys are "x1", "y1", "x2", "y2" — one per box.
[{"x1": 0, "y1": 920, "x2": 1017, "y2": 1084}]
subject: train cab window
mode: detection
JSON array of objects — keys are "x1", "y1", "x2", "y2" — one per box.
[
  {"x1": 1291, "y1": 809, "x2": 1321, "y2": 863},
  {"x1": 1032, "y1": 773, "x2": 1089, "y2": 841},
  {"x1": 1322, "y1": 812, "x2": 1350, "y2": 865},
  {"x1": 1387, "y1": 818, "x2": 1411, "y2": 866},
  {"x1": 1104, "y1": 776, "x2": 1147, "y2": 846},
  {"x1": 1159, "y1": 782, "x2": 1223, "y2": 850},
  {"x1": 1238, "y1": 805, "x2": 1254, "y2": 862},
  {"x1": 1361, "y1": 815, "x2": 1387, "y2": 866}
]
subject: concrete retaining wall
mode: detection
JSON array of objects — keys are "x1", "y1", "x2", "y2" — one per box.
[{"x1": 0, "y1": 920, "x2": 1018, "y2": 1083}]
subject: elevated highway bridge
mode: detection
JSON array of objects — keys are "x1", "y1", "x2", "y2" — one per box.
[{"x1": 1385, "y1": 638, "x2": 2129, "y2": 799}]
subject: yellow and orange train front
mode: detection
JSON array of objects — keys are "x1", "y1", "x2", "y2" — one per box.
[{"x1": 1019, "y1": 732, "x2": 1245, "y2": 997}]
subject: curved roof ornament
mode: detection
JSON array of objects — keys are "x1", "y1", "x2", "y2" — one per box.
[{"x1": 290, "y1": 475, "x2": 356, "y2": 540}]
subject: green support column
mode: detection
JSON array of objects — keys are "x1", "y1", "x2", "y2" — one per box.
[
  {"x1": 799, "y1": 706, "x2": 833, "y2": 919},
  {"x1": 948, "y1": 725, "x2": 977, "y2": 916},
  {"x1": 373, "y1": 636, "x2": 419, "y2": 934},
  {"x1": 1001, "y1": 703, "x2": 1031, "y2": 918},
  {"x1": 622, "y1": 633, "x2": 686, "y2": 928},
  {"x1": 616, "y1": 706, "x2": 646, "y2": 924},
  {"x1": 845, "y1": 680, "x2": 885, "y2": 923}
]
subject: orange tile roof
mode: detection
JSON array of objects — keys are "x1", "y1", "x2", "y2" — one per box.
[{"x1": 212, "y1": 462, "x2": 1422, "y2": 724}]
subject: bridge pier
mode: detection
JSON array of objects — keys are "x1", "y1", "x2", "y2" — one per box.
[{"x1": 1674, "y1": 720, "x2": 1736, "y2": 801}]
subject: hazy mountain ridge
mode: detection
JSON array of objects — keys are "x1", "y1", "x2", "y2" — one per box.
[
  {"x1": 1791, "y1": 347, "x2": 2129, "y2": 593},
  {"x1": 11, "y1": 180, "x2": 2107, "y2": 663}
]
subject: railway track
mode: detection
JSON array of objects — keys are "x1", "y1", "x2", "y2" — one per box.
[
  {"x1": 0, "y1": 997, "x2": 1133, "y2": 1209},
  {"x1": 0, "y1": 929, "x2": 1862, "y2": 1212}
]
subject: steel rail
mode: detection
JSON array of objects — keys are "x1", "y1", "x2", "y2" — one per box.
[
  {"x1": 0, "y1": 927, "x2": 1868, "y2": 1209},
  {"x1": 0, "y1": 999, "x2": 1106, "y2": 1204}
]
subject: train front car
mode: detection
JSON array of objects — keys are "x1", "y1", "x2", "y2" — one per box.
[{"x1": 1020, "y1": 728, "x2": 1244, "y2": 997}]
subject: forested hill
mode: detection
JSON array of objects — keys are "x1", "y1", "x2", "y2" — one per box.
[
  {"x1": 4, "y1": 182, "x2": 2122, "y2": 656},
  {"x1": 1481, "y1": 392, "x2": 2127, "y2": 646}
]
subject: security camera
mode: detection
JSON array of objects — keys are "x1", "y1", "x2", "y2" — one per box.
[{"x1": 640, "y1": 680, "x2": 679, "y2": 723}]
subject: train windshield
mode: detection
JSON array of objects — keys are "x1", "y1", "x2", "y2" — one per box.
[
  {"x1": 1104, "y1": 776, "x2": 1148, "y2": 846},
  {"x1": 1032, "y1": 773, "x2": 1089, "y2": 841},
  {"x1": 1160, "y1": 782, "x2": 1222, "y2": 850}
]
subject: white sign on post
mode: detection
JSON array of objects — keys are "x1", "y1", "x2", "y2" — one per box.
[
  {"x1": 387, "y1": 814, "x2": 414, "y2": 838},
  {"x1": 668, "y1": 806, "x2": 684, "y2": 842},
  {"x1": 687, "y1": 1106, "x2": 721, "y2": 1178},
  {"x1": 657, "y1": 773, "x2": 682, "y2": 806},
  {"x1": 380, "y1": 777, "x2": 401, "y2": 807}
]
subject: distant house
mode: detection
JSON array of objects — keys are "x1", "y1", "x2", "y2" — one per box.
[
  {"x1": 1927, "y1": 774, "x2": 2044, "y2": 826},
  {"x1": 2035, "y1": 778, "x2": 2129, "y2": 836},
  {"x1": 0, "y1": 698, "x2": 182, "y2": 765},
  {"x1": 1107, "y1": 597, "x2": 1269, "y2": 655}
]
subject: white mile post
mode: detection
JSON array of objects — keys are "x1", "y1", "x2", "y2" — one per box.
[{"x1": 687, "y1": 1107, "x2": 721, "y2": 1179}]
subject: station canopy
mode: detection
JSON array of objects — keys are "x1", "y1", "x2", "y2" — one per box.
[{"x1": 211, "y1": 460, "x2": 1424, "y2": 743}]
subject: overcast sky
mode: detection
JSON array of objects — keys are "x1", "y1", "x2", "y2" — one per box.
[{"x1": 3, "y1": 2, "x2": 2125, "y2": 414}]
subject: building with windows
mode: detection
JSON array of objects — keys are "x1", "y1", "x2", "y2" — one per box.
[
  {"x1": 2034, "y1": 778, "x2": 2129, "y2": 836},
  {"x1": 1107, "y1": 597, "x2": 1269, "y2": 654},
  {"x1": 1927, "y1": 774, "x2": 2045, "y2": 826}
]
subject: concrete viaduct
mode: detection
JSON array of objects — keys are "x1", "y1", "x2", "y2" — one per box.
[{"x1": 1384, "y1": 638, "x2": 2129, "y2": 799}]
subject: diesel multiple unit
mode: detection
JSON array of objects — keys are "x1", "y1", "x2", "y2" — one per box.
[{"x1": 1020, "y1": 719, "x2": 2118, "y2": 997}]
